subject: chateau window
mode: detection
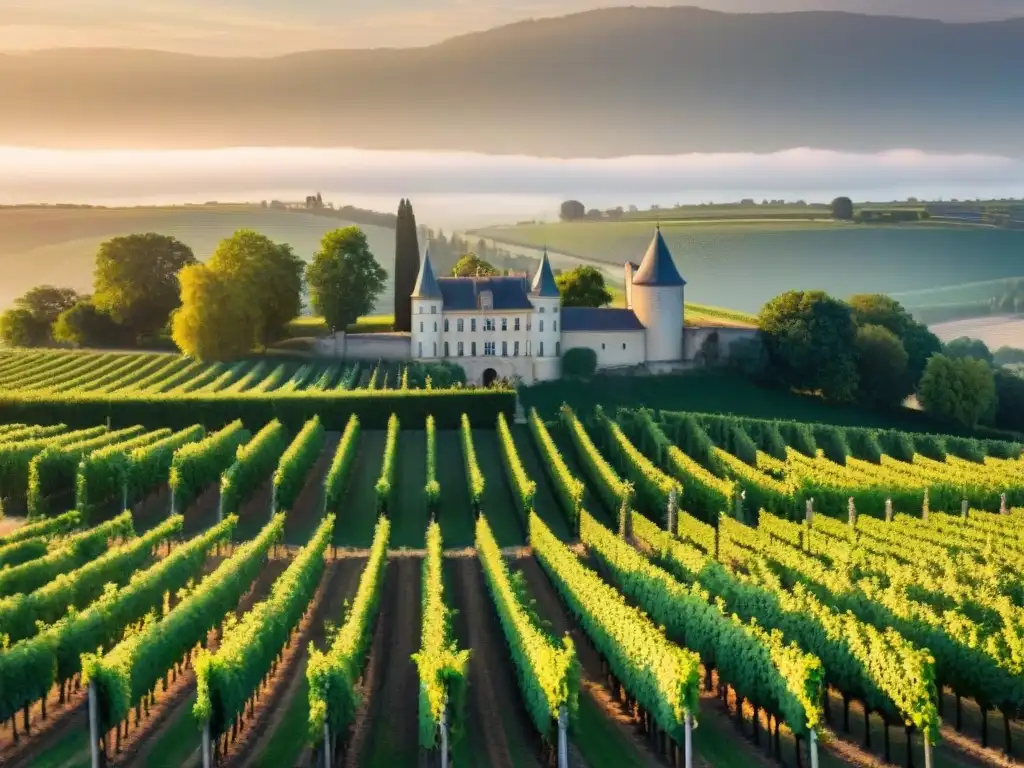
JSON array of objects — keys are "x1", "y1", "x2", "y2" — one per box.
[
  {"x1": 539, "y1": 342, "x2": 544, "y2": 357},
  {"x1": 419, "y1": 322, "x2": 423, "y2": 332},
  {"x1": 539, "y1": 320, "x2": 544, "y2": 332},
  {"x1": 480, "y1": 291, "x2": 494, "y2": 311},
  {"x1": 431, "y1": 306, "x2": 437, "y2": 314},
  {"x1": 553, "y1": 321, "x2": 557, "y2": 332},
  {"x1": 601, "y1": 343, "x2": 606, "y2": 350},
  {"x1": 418, "y1": 342, "x2": 422, "y2": 357},
  {"x1": 434, "y1": 322, "x2": 437, "y2": 332},
  {"x1": 501, "y1": 318, "x2": 507, "y2": 331},
  {"x1": 484, "y1": 342, "x2": 496, "y2": 356},
  {"x1": 539, "y1": 307, "x2": 546, "y2": 314},
  {"x1": 445, "y1": 342, "x2": 450, "y2": 356},
  {"x1": 471, "y1": 318, "x2": 477, "y2": 332},
  {"x1": 458, "y1": 342, "x2": 464, "y2": 356},
  {"x1": 502, "y1": 341, "x2": 508, "y2": 356},
  {"x1": 514, "y1": 341, "x2": 520, "y2": 356},
  {"x1": 419, "y1": 306, "x2": 424, "y2": 314},
  {"x1": 484, "y1": 318, "x2": 495, "y2": 332},
  {"x1": 444, "y1": 319, "x2": 449, "y2": 332},
  {"x1": 471, "y1": 342, "x2": 477, "y2": 356},
  {"x1": 433, "y1": 342, "x2": 437, "y2": 356},
  {"x1": 457, "y1": 319, "x2": 464, "y2": 333},
  {"x1": 556, "y1": 342, "x2": 560, "y2": 356},
  {"x1": 527, "y1": 341, "x2": 532, "y2": 356},
  {"x1": 622, "y1": 343, "x2": 626, "y2": 350},
  {"x1": 554, "y1": 307, "x2": 559, "y2": 315},
  {"x1": 527, "y1": 319, "x2": 532, "y2": 331},
  {"x1": 514, "y1": 318, "x2": 521, "y2": 331}
]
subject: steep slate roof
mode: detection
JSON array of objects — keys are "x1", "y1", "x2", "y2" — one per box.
[
  {"x1": 410, "y1": 250, "x2": 442, "y2": 299},
  {"x1": 530, "y1": 248, "x2": 560, "y2": 297},
  {"x1": 632, "y1": 227, "x2": 686, "y2": 287},
  {"x1": 561, "y1": 307, "x2": 645, "y2": 332},
  {"x1": 437, "y1": 276, "x2": 534, "y2": 311}
]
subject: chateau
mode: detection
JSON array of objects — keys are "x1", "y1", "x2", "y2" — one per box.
[{"x1": 408, "y1": 227, "x2": 754, "y2": 385}]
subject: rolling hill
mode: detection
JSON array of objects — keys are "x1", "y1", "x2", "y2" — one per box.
[{"x1": 3, "y1": 8, "x2": 1023, "y2": 157}]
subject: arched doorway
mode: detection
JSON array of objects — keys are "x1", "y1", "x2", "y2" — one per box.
[{"x1": 482, "y1": 368, "x2": 499, "y2": 387}]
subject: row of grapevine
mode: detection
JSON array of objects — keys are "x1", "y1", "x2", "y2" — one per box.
[
  {"x1": 460, "y1": 414, "x2": 485, "y2": 514},
  {"x1": 1, "y1": 516, "x2": 235, "y2": 725},
  {"x1": 496, "y1": 412, "x2": 536, "y2": 521},
  {"x1": 0, "y1": 426, "x2": 109, "y2": 501},
  {"x1": 580, "y1": 510, "x2": 823, "y2": 738},
  {"x1": 412, "y1": 523, "x2": 470, "y2": 750},
  {"x1": 0, "y1": 536, "x2": 48, "y2": 569},
  {"x1": 123, "y1": 425, "x2": 206, "y2": 505},
  {"x1": 170, "y1": 420, "x2": 251, "y2": 513},
  {"x1": 0, "y1": 424, "x2": 67, "y2": 445},
  {"x1": 475, "y1": 514, "x2": 578, "y2": 741},
  {"x1": 222, "y1": 361, "x2": 270, "y2": 394},
  {"x1": 530, "y1": 511, "x2": 699, "y2": 742},
  {"x1": 0, "y1": 511, "x2": 134, "y2": 598},
  {"x1": 527, "y1": 408, "x2": 584, "y2": 532},
  {"x1": 324, "y1": 416, "x2": 360, "y2": 514},
  {"x1": 249, "y1": 362, "x2": 291, "y2": 393},
  {"x1": 374, "y1": 414, "x2": 400, "y2": 514},
  {"x1": 559, "y1": 405, "x2": 632, "y2": 519},
  {"x1": 595, "y1": 407, "x2": 679, "y2": 520},
  {"x1": 307, "y1": 516, "x2": 390, "y2": 747},
  {"x1": 425, "y1": 416, "x2": 440, "y2": 516},
  {"x1": 631, "y1": 512, "x2": 940, "y2": 742},
  {"x1": 0, "y1": 515, "x2": 183, "y2": 644},
  {"x1": 90, "y1": 355, "x2": 174, "y2": 394},
  {"x1": 122, "y1": 357, "x2": 198, "y2": 394},
  {"x1": 0, "y1": 509, "x2": 81, "y2": 548},
  {"x1": 221, "y1": 420, "x2": 289, "y2": 517},
  {"x1": 273, "y1": 416, "x2": 325, "y2": 512}
]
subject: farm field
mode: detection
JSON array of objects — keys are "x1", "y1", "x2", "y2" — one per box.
[
  {"x1": 930, "y1": 315, "x2": 1024, "y2": 350},
  {"x1": 0, "y1": 205, "x2": 397, "y2": 315},
  {"x1": 3, "y1": 350, "x2": 1024, "y2": 768},
  {"x1": 472, "y1": 220, "x2": 1024, "y2": 314}
]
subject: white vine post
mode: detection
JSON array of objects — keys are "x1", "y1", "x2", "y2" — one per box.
[
  {"x1": 557, "y1": 706, "x2": 569, "y2": 768},
  {"x1": 805, "y1": 498, "x2": 814, "y2": 523},
  {"x1": 924, "y1": 735, "x2": 933, "y2": 768},
  {"x1": 202, "y1": 720, "x2": 212, "y2": 768},
  {"x1": 847, "y1": 497, "x2": 856, "y2": 526},
  {"x1": 885, "y1": 498, "x2": 893, "y2": 522},
  {"x1": 122, "y1": 480, "x2": 129, "y2": 514},
  {"x1": 441, "y1": 704, "x2": 450, "y2": 768},
  {"x1": 323, "y1": 722, "x2": 332, "y2": 768},
  {"x1": 684, "y1": 712, "x2": 694, "y2": 768},
  {"x1": 809, "y1": 728, "x2": 819, "y2": 768},
  {"x1": 88, "y1": 682, "x2": 100, "y2": 768},
  {"x1": 961, "y1": 498, "x2": 969, "y2": 520},
  {"x1": 667, "y1": 487, "x2": 678, "y2": 536},
  {"x1": 1001, "y1": 492, "x2": 1008, "y2": 515}
]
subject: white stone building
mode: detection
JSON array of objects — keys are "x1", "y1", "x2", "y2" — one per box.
[{"x1": 409, "y1": 227, "x2": 754, "y2": 385}]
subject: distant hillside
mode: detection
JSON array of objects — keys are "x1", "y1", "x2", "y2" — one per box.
[
  {"x1": 0, "y1": 205, "x2": 397, "y2": 314},
  {"x1": 3, "y1": 8, "x2": 1024, "y2": 156}
]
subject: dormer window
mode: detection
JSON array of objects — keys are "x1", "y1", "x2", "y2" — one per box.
[{"x1": 480, "y1": 291, "x2": 494, "y2": 311}]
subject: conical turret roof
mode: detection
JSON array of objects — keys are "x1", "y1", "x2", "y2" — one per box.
[
  {"x1": 411, "y1": 249, "x2": 442, "y2": 299},
  {"x1": 531, "y1": 247, "x2": 560, "y2": 297},
  {"x1": 632, "y1": 226, "x2": 686, "y2": 287}
]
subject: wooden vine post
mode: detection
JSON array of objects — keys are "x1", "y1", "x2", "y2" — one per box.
[
  {"x1": 558, "y1": 705, "x2": 569, "y2": 768},
  {"x1": 885, "y1": 498, "x2": 893, "y2": 522},
  {"x1": 1001, "y1": 492, "x2": 1008, "y2": 515},
  {"x1": 666, "y1": 487, "x2": 678, "y2": 536},
  {"x1": 684, "y1": 712, "x2": 694, "y2": 768},
  {"x1": 809, "y1": 728, "x2": 819, "y2": 768},
  {"x1": 323, "y1": 722, "x2": 332, "y2": 768},
  {"x1": 202, "y1": 720, "x2": 212, "y2": 768},
  {"x1": 89, "y1": 682, "x2": 101, "y2": 768}
]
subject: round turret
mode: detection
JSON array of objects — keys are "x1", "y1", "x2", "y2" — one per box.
[{"x1": 630, "y1": 228, "x2": 686, "y2": 363}]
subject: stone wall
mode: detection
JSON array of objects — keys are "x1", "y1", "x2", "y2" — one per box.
[{"x1": 313, "y1": 332, "x2": 411, "y2": 360}]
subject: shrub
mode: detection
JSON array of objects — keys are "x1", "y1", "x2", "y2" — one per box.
[
  {"x1": 561, "y1": 348, "x2": 597, "y2": 380},
  {"x1": 810, "y1": 425, "x2": 849, "y2": 464}
]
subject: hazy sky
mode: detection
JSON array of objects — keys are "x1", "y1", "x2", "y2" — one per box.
[{"x1": 2, "y1": 0, "x2": 1022, "y2": 56}]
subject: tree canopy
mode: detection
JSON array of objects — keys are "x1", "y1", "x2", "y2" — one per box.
[
  {"x1": 917, "y1": 354, "x2": 996, "y2": 429},
  {"x1": 306, "y1": 227, "x2": 388, "y2": 332},
  {"x1": 758, "y1": 290, "x2": 860, "y2": 401},
  {"x1": 452, "y1": 253, "x2": 500, "y2": 277},
  {"x1": 0, "y1": 286, "x2": 81, "y2": 347},
  {"x1": 393, "y1": 198, "x2": 419, "y2": 333},
  {"x1": 831, "y1": 196, "x2": 854, "y2": 220},
  {"x1": 562, "y1": 347, "x2": 598, "y2": 379},
  {"x1": 171, "y1": 264, "x2": 254, "y2": 360},
  {"x1": 942, "y1": 336, "x2": 994, "y2": 366},
  {"x1": 848, "y1": 293, "x2": 940, "y2": 385},
  {"x1": 206, "y1": 229, "x2": 304, "y2": 348},
  {"x1": 92, "y1": 233, "x2": 196, "y2": 340},
  {"x1": 854, "y1": 324, "x2": 912, "y2": 407},
  {"x1": 560, "y1": 200, "x2": 585, "y2": 221},
  {"x1": 53, "y1": 299, "x2": 130, "y2": 348},
  {"x1": 556, "y1": 266, "x2": 613, "y2": 308}
]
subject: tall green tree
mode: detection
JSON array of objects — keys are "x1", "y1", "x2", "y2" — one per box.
[
  {"x1": 207, "y1": 229, "x2": 304, "y2": 348},
  {"x1": 452, "y1": 253, "x2": 500, "y2": 277},
  {"x1": 52, "y1": 299, "x2": 130, "y2": 348},
  {"x1": 918, "y1": 354, "x2": 996, "y2": 429},
  {"x1": 758, "y1": 290, "x2": 860, "y2": 401},
  {"x1": 0, "y1": 286, "x2": 80, "y2": 346},
  {"x1": 392, "y1": 198, "x2": 420, "y2": 333},
  {"x1": 830, "y1": 196, "x2": 854, "y2": 220},
  {"x1": 556, "y1": 266, "x2": 613, "y2": 307},
  {"x1": 854, "y1": 324, "x2": 912, "y2": 407},
  {"x1": 848, "y1": 293, "x2": 941, "y2": 385},
  {"x1": 943, "y1": 336, "x2": 994, "y2": 365},
  {"x1": 92, "y1": 233, "x2": 196, "y2": 340},
  {"x1": 171, "y1": 264, "x2": 254, "y2": 360},
  {"x1": 306, "y1": 227, "x2": 388, "y2": 332}
]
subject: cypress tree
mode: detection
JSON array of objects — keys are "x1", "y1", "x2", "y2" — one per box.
[{"x1": 392, "y1": 198, "x2": 420, "y2": 332}]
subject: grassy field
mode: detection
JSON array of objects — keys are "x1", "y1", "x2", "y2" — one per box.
[
  {"x1": 0, "y1": 204, "x2": 397, "y2": 314},
  {"x1": 474, "y1": 219, "x2": 1024, "y2": 314},
  {"x1": 892, "y1": 275, "x2": 1024, "y2": 308}
]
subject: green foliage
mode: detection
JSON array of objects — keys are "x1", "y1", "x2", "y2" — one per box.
[
  {"x1": 843, "y1": 427, "x2": 883, "y2": 463},
  {"x1": 0, "y1": 515, "x2": 182, "y2": 645},
  {"x1": 597, "y1": 406, "x2": 679, "y2": 521},
  {"x1": 424, "y1": 416, "x2": 440, "y2": 515},
  {"x1": 759, "y1": 290, "x2": 860, "y2": 401},
  {"x1": 993, "y1": 369, "x2": 1024, "y2": 433},
  {"x1": 528, "y1": 408, "x2": 584, "y2": 532},
  {"x1": 374, "y1": 414, "x2": 400, "y2": 514},
  {"x1": 92, "y1": 233, "x2": 197, "y2": 341},
  {"x1": 561, "y1": 347, "x2": 597, "y2": 380},
  {"x1": 0, "y1": 425, "x2": 108, "y2": 502},
  {"x1": 875, "y1": 429, "x2": 916, "y2": 462},
  {"x1": 124, "y1": 425, "x2": 206, "y2": 503},
  {"x1": 307, "y1": 516, "x2": 389, "y2": 739},
  {"x1": 476, "y1": 515, "x2": 578, "y2": 740},
  {"x1": 460, "y1": 414, "x2": 485, "y2": 513},
  {"x1": 943, "y1": 336, "x2": 994, "y2": 365},
  {"x1": 496, "y1": 412, "x2": 536, "y2": 521},
  {"x1": 0, "y1": 511, "x2": 134, "y2": 598},
  {"x1": 4, "y1": 516, "x2": 233, "y2": 725},
  {"x1": 393, "y1": 199, "x2": 420, "y2": 333},
  {"x1": 221, "y1": 419, "x2": 289, "y2": 516},
  {"x1": 0, "y1": 536, "x2": 48, "y2": 569},
  {"x1": 918, "y1": 354, "x2": 997, "y2": 429},
  {"x1": 560, "y1": 404, "x2": 632, "y2": 516},
  {"x1": 0, "y1": 509, "x2": 81, "y2": 548},
  {"x1": 942, "y1": 435, "x2": 986, "y2": 463},
  {"x1": 698, "y1": 416, "x2": 758, "y2": 466},
  {"x1": 306, "y1": 227, "x2": 388, "y2": 332},
  {"x1": 52, "y1": 299, "x2": 130, "y2": 348},
  {"x1": 555, "y1": 265, "x2": 613, "y2": 308},
  {"x1": 171, "y1": 264, "x2": 255, "y2": 360},
  {"x1": 169, "y1": 420, "x2": 251, "y2": 512},
  {"x1": 531, "y1": 512, "x2": 697, "y2": 738},
  {"x1": 273, "y1": 416, "x2": 325, "y2": 512},
  {"x1": 412, "y1": 523, "x2": 470, "y2": 749},
  {"x1": 810, "y1": 424, "x2": 850, "y2": 465},
  {"x1": 194, "y1": 515, "x2": 331, "y2": 736},
  {"x1": 582, "y1": 512, "x2": 822, "y2": 735},
  {"x1": 855, "y1": 324, "x2": 912, "y2": 407},
  {"x1": 451, "y1": 253, "x2": 499, "y2": 277},
  {"x1": 324, "y1": 416, "x2": 360, "y2": 514},
  {"x1": 660, "y1": 412, "x2": 719, "y2": 471},
  {"x1": 0, "y1": 286, "x2": 80, "y2": 347},
  {"x1": 830, "y1": 197, "x2": 854, "y2": 220}
]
